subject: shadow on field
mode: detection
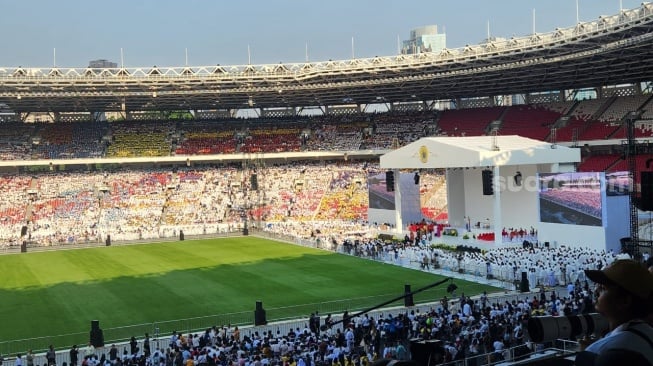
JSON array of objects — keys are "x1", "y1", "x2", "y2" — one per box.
[{"x1": 0, "y1": 251, "x2": 498, "y2": 346}]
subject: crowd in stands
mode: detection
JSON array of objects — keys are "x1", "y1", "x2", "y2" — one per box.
[
  {"x1": 0, "y1": 123, "x2": 37, "y2": 160},
  {"x1": 106, "y1": 122, "x2": 174, "y2": 158},
  {"x1": 0, "y1": 162, "x2": 403, "y2": 247},
  {"x1": 539, "y1": 189, "x2": 602, "y2": 220},
  {"x1": 34, "y1": 123, "x2": 107, "y2": 159},
  {"x1": 0, "y1": 95, "x2": 653, "y2": 161}
]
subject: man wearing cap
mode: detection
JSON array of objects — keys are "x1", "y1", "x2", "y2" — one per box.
[{"x1": 575, "y1": 259, "x2": 653, "y2": 366}]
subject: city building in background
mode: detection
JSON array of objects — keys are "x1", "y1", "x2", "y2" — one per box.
[
  {"x1": 89, "y1": 59, "x2": 117, "y2": 69},
  {"x1": 401, "y1": 25, "x2": 446, "y2": 54}
]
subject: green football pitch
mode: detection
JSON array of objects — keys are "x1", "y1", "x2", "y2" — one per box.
[{"x1": 0, "y1": 237, "x2": 500, "y2": 352}]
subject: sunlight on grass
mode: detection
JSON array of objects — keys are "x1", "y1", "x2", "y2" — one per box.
[{"x1": 0, "y1": 237, "x2": 500, "y2": 350}]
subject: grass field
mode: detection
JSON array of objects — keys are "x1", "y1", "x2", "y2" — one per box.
[{"x1": 0, "y1": 237, "x2": 499, "y2": 352}]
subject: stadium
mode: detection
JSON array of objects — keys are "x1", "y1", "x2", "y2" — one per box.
[{"x1": 1, "y1": 2, "x2": 653, "y2": 366}]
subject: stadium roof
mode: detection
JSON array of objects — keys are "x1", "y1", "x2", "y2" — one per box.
[
  {"x1": 379, "y1": 135, "x2": 581, "y2": 169},
  {"x1": 1, "y1": 3, "x2": 653, "y2": 113}
]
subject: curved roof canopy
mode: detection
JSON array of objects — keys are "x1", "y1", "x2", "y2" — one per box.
[{"x1": 1, "y1": 3, "x2": 653, "y2": 112}]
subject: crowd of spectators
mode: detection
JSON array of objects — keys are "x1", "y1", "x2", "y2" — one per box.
[
  {"x1": 0, "y1": 162, "x2": 400, "y2": 247},
  {"x1": 330, "y1": 229, "x2": 625, "y2": 289},
  {"x1": 539, "y1": 189, "x2": 602, "y2": 220},
  {"x1": 2, "y1": 94, "x2": 653, "y2": 162}
]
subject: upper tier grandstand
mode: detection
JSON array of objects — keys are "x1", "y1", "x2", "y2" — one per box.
[
  {"x1": 0, "y1": 3, "x2": 653, "y2": 113},
  {"x1": 0, "y1": 96, "x2": 652, "y2": 162}
]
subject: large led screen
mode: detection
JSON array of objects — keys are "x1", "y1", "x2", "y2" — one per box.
[
  {"x1": 368, "y1": 171, "x2": 396, "y2": 210},
  {"x1": 538, "y1": 172, "x2": 603, "y2": 226},
  {"x1": 605, "y1": 171, "x2": 630, "y2": 196}
]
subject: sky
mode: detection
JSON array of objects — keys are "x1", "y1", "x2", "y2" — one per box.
[{"x1": 0, "y1": 0, "x2": 643, "y2": 68}]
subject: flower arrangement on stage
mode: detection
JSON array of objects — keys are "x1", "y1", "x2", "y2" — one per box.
[
  {"x1": 441, "y1": 228, "x2": 458, "y2": 236},
  {"x1": 430, "y1": 243, "x2": 458, "y2": 251}
]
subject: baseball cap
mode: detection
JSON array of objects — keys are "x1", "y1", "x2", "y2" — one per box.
[{"x1": 585, "y1": 259, "x2": 653, "y2": 299}]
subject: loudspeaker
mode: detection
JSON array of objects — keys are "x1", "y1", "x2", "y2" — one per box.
[
  {"x1": 254, "y1": 301, "x2": 267, "y2": 326},
  {"x1": 404, "y1": 284, "x2": 414, "y2": 307},
  {"x1": 482, "y1": 169, "x2": 494, "y2": 195},
  {"x1": 105, "y1": 235, "x2": 111, "y2": 246},
  {"x1": 414, "y1": 172, "x2": 420, "y2": 185},
  {"x1": 640, "y1": 171, "x2": 653, "y2": 211},
  {"x1": 179, "y1": 230, "x2": 184, "y2": 241},
  {"x1": 21, "y1": 241, "x2": 27, "y2": 253},
  {"x1": 385, "y1": 171, "x2": 395, "y2": 192},
  {"x1": 520, "y1": 272, "x2": 529, "y2": 293},
  {"x1": 243, "y1": 227, "x2": 249, "y2": 236},
  {"x1": 20, "y1": 225, "x2": 28, "y2": 237},
  {"x1": 90, "y1": 320, "x2": 104, "y2": 347},
  {"x1": 250, "y1": 174, "x2": 259, "y2": 191}
]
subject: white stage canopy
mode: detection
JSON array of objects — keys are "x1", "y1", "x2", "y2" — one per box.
[
  {"x1": 379, "y1": 135, "x2": 583, "y2": 245},
  {"x1": 380, "y1": 135, "x2": 580, "y2": 169}
]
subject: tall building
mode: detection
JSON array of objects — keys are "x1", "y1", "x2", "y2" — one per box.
[
  {"x1": 88, "y1": 59, "x2": 118, "y2": 69},
  {"x1": 401, "y1": 25, "x2": 446, "y2": 54}
]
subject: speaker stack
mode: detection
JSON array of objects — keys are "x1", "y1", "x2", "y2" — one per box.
[
  {"x1": 250, "y1": 174, "x2": 259, "y2": 191},
  {"x1": 482, "y1": 170, "x2": 494, "y2": 195},
  {"x1": 520, "y1": 272, "x2": 530, "y2": 293},
  {"x1": 385, "y1": 171, "x2": 395, "y2": 192},
  {"x1": 90, "y1": 320, "x2": 105, "y2": 347},
  {"x1": 639, "y1": 171, "x2": 653, "y2": 211},
  {"x1": 254, "y1": 301, "x2": 267, "y2": 325},
  {"x1": 404, "y1": 284, "x2": 414, "y2": 307}
]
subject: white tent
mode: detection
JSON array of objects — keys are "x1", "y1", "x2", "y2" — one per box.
[
  {"x1": 379, "y1": 135, "x2": 581, "y2": 244},
  {"x1": 380, "y1": 135, "x2": 580, "y2": 169}
]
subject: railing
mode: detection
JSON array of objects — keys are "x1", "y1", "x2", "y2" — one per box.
[
  {"x1": 0, "y1": 290, "x2": 449, "y2": 357},
  {"x1": 437, "y1": 340, "x2": 579, "y2": 366},
  {"x1": 0, "y1": 273, "x2": 537, "y2": 358}
]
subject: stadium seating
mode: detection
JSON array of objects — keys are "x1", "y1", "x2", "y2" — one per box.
[
  {"x1": 437, "y1": 106, "x2": 505, "y2": 136},
  {"x1": 597, "y1": 94, "x2": 649, "y2": 123},
  {"x1": 34, "y1": 122, "x2": 107, "y2": 159},
  {"x1": 0, "y1": 98, "x2": 651, "y2": 162},
  {"x1": 175, "y1": 120, "x2": 238, "y2": 155},
  {"x1": 499, "y1": 105, "x2": 559, "y2": 140},
  {"x1": 106, "y1": 121, "x2": 174, "y2": 157},
  {"x1": 0, "y1": 122, "x2": 37, "y2": 160},
  {"x1": 577, "y1": 154, "x2": 621, "y2": 172}
]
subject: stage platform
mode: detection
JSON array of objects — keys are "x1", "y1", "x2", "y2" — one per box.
[{"x1": 376, "y1": 226, "x2": 539, "y2": 251}]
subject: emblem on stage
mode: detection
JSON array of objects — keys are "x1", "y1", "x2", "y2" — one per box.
[{"x1": 419, "y1": 145, "x2": 428, "y2": 163}]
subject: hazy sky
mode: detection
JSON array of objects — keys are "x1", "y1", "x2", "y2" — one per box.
[{"x1": 0, "y1": 0, "x2": 642, "y2": 68}]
